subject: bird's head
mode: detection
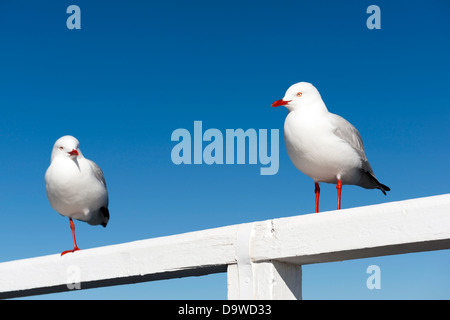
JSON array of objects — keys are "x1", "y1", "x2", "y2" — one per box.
[
  {"x1": 271, "y1": 82, "x2": 325, "y2": 112},
  {"x1": 51, "y1": 135, "x2": 82, "y2": 162}
]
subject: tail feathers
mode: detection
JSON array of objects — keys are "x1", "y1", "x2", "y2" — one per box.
[
  {"x1": 364, "y1": 170, "x2": 390, "y2": 195},
  {"x1": 377, "y1": 183, "x2": 390, "y2": 195},
  {"x1": 100, "y1": 207, "x2": 110, "y2": 227}
]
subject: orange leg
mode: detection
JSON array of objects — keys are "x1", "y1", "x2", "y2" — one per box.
[
  {"x1": 314, "y1": 182, "x2": 320, "y2": 213},
  {"x1": 336, "y1": 179, "x2": 343, "y2": 210},
  {"x1": 61, "y1": 218, "x2": 81, "y2": 256}
]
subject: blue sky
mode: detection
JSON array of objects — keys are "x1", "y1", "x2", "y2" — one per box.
[{"x1": 0, "y1": 0, "x2": 449, "y2": 299}]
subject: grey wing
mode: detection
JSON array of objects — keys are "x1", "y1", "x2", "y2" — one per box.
[
  {"x1": 88, "y1": 160, "x2": 107, "y2": 187},
  {"x1": 330, "y1": 113, "x2": 390, "y2": 194},
  {"x1": 330, "y1": 113, "x2": 374, "y2": 174}
]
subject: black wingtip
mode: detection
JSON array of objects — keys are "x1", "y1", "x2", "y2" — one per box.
[
  {"x1": 379, "y1": 183, "x2": 390, "y2": 195},
  {"x1": 100, "y1": 207, "x2": 110, "y2": 227}
]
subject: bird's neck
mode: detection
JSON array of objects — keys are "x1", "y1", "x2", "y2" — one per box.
[{"x1": 289, "y1": 100, "x2": 329, "y2": 116}]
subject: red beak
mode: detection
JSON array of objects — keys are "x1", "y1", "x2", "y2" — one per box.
[
  {"x1": 271, "y1": 99, "x2": 291, "y2": 107},
  {"x1": 68, "y1": 149, "x2": 79, "y2": 156}
]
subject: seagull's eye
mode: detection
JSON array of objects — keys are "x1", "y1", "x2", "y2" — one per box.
[
  {"x1": 59, "y1": 146, "x2": 64, "y2": 150},
  {"x1": 296, "y1": 92, "x2": 303, "y2": 97}
]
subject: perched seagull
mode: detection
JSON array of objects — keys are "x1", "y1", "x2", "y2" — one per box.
[
  {"x1": 45, "y1": 135, "x2": 110, "y2": 255},
  {"x1": 272, "y1": 82, "x2": 390, "y2": 212}
]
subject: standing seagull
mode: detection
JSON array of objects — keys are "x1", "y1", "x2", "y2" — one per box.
[
  {"x1": 272, "y1": 82, "x2": 389, "y2": 212},
  {"x1": 45, "y1": 135, "x2": 110, "y2": 255}
]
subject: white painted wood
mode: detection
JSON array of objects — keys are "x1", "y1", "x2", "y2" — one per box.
[
  {"x1": 250, "y1": 194, "x2": 450, "y2": 265},
  {"x1": 0, "y1": 194, "x2": 449, "y2": 299},
  {"x1": 0, "y1": 224, "x2": 239, "y2": 298},
  {"x1": 229, "y1": 220, "x2": 302, "y2": 300},
  {"x1": 227, "y1": 264, "x2": 240, "y2": 299},
  {"x1": 252, "y1": 261, "x2": 302, "y2": 300},
  {"x1": 235, "y1": 223, "x2": 255, "y2": 299},
  {"x1": 227, "y1": 261, "x2": 302, "y2": 300}
]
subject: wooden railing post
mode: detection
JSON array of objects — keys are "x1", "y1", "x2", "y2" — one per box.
[{"x1": 227, "y1": 261, "x2": 302, "y2": 300}]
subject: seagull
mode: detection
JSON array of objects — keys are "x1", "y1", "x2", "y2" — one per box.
[
  {"x1": 45, "y1": 135, "x2": 110, "y2": 255},
  {"x1": 272, "y1": 82, "x2": 390, "y2": 213}
]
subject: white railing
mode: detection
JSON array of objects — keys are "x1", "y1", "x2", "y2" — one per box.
[{"x1": 1, "y1": 194, "x2": 449, "y2": 299}]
